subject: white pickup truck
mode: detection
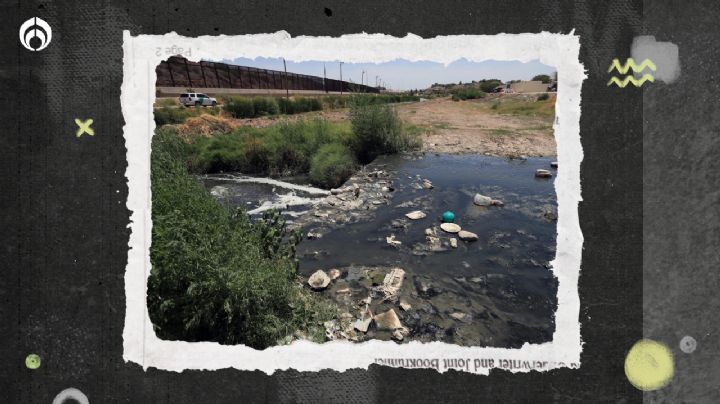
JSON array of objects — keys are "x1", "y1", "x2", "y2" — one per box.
[{"x1": 179, "y1": 93, "x2": 217, "y2": 107}]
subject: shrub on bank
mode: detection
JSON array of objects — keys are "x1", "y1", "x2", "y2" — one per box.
[
  {"x1": 252, "y1": 96, "x2": 279, "y2": 116},
  {"x1": 451, "y1": 87, "x2": 485, "y2": 101},
  {"x1": 349, "y1": 102, "x2": 419, "y2": 164},
  {"x1": 223, "y1": 97, "x2": 256, "y2": 118},
  {"x1": 537, "y1": 93, "x2": 549, "y2": 101},
  {"x1": 309, "y1": 143, "x2": 358, "y2": 189},
  {"x1": 148, "y1": 129, "x2": 336, "y2": 349},
  {"x1": 278, "y1": 97, "x2": 323, "y2": 115}
]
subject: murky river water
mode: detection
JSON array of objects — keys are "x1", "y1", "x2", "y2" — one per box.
[{"x1": 202, "y1": 153, "x2": 558, "y2": 348}]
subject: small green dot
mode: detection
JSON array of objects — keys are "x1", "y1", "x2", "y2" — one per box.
[{"x1": 25, "y1": 353, "x2": 41, "y2": 369}]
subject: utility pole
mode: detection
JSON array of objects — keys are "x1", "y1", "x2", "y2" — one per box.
[
  {"x1": 375, "y1": 75, "x2": 379, "y2": 87},
  {"x1": 283, "y1": 58, "x2": 289, "y2": 101},
  {"x1": 339, "y1": 62, "x2": 344, "y2": 95},
  {"x1": 324, "y1": 63, "x2": 327, "y2": 93}
]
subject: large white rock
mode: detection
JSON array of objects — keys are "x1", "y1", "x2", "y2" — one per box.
[
  {"x1": 458, "y1": 230, "x2": 479, "y2": 241},
  {"x1": 440, "y1": 223, "x2": 462, "y2": 233},
  {"x1": 473, "y1": 194, "x2": 493, "y2": 206},
  {"x1": 405, "y1": 210, "x2": 426, "y2": 220},
  {"x1": 308, "y1": 270, "x2": 331, "y2": 290}
]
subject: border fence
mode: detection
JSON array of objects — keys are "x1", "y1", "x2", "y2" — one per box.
[{"x1": 156, "y1": 56, "x2": 379, "y2": 94}]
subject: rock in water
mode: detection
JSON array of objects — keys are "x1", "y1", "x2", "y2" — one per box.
[
  {"x1": 405, "y1": 210, "x2": 426, "y2": 220},
  {"x1": 328, "y1": 268, "x2": 341, "y2": 280},
  {"x1": 308, "y1": 270, "x2": 331, "y2": 290},
  {"x1": 399, "y1": 300, "x2": 412, "y2": 311},
  {"x1": 374, "y1": 309, "x2": 403, "y2": 331},
  {"x1": 535, "y1": 169, "x2": 553, "y2": 178},
  {"x1": 450, "y1": 238, "x2": 458, "y2": 248},
  {"x1": 473, "y1": 194, "x2": 493, "y2": 206},
  {"x1": 458, "y1": 230, "x2": 479, "y2": 241},
  {"x1": 550, "y1": 161, "x2": 558, "y2": 168},
  {"x1": 440, "y1": 223, "x2": 461, "y2": 233}
]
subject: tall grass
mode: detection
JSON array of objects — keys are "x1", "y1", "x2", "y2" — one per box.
[
  {"x1": 349, "y1": 101, "x2": 421, "y2": 164},
  {"x1": 148, "y1": 128, "x2": 336, "y2": 348}
]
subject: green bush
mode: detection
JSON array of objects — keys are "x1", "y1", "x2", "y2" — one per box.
[
  {"x1": 223, "y1": 97, "x2": 256, "y2": 118},
  {"x1": 148, "y1": 130, "x2": 336, "y2": 348},
  {"x1": 309, "y1": 143, "x2": 357, "y2": 188},
  {"x1": 278, "y1": 97, "x2": 323, "y2": 115},
  {"x1": 451, "y1": 87, "x2": 485, "y2": 101},
  {"x1": 252, "y1": 96, "x2": 279, "y2": 116},
  {"x1": 537, "y1": 93, "x2": 549, "y2": 101},
  {"x1": 479, "y1": 80, "x2": 503, "y2": 92},
  {"x1": 349, "y1": 102, "x2": 419, "y2": 164}
]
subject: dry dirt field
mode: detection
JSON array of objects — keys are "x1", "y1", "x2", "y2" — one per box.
[
  {"x1": 170, "y1": 93, "x2": 557, "y2": 157},
  {"x1": 397, "y1": 95, "x2": 556, "y2": 157}
]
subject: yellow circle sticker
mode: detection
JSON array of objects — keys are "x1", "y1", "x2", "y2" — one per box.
[
  {"x1": 25, "y1": 353, "x2": 41, "y2": 370},
  {"x1": 625, "y1": 339, "x2": 674, "y2": 391}
]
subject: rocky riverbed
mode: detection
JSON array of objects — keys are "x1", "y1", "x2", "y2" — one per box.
[{"x1": 203, "y1": 152, "x2": 559, "y2": 348}]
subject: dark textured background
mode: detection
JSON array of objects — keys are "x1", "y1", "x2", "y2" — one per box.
[{"x1": 0, "y1": 0, "x2": 708, "y2": 402}]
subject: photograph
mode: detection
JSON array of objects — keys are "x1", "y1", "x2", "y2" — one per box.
[{"x1": 147, "y1": 54, "x2": 560, "y2": 350}]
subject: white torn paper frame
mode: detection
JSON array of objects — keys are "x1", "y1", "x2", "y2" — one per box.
[{"x1": 122, "y1": 31, "x2": 585, "y2": 374}]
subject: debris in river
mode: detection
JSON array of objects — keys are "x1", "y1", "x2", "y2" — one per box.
[
  {"x1": 374, "y1": 309, "x2": 403, "y2": 331},
  {"x1": 354, "y1": 317, "x2": 372, "y2": 333},
  {"x1": 458, "y1": 230, "x2": 479, "y2": 241},
  {"x1": 386, "y1": 235, "x2": 402, "y2": 247},
  {"x1": 442, "y1": 211, "x2": 456, "y2": 223},
  {"x1": 307, "y1": 231, "x2": 322, "y2": 240},
  {"x1": 449, "y1": 312, "x2": 472, "y2": 323},
  {"x1": 405, "y1": 210, "x2": 426, "y2": 220},
  {"x1": 376, "y1": 267, "x2": 405, "y2": 301},
  {"x1": 328, "y1": 268, "x2": 341, "y2": 280},
  {"x1": 440, "y1": 223, "x2": 461, "y2": 233},
  {"x1": 308, "y1": 270, "x2": 331, "y2": 290},
  {"x1": 535, "y1": 169, "x2": 553, "y2": 178},
  {"x1": 473, "y1": 193, "x2": 493, "y2": 206}
]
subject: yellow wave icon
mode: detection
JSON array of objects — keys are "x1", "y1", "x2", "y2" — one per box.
[
  {"x1": 607, "y1": 58, "x2": 656, "y2": 74},
  {"x1": 607, "y1": 74, "x2": 655, "y2": 88}
]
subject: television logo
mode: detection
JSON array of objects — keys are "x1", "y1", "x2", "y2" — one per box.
[{"x1": 19, "y1": 17, "x2": 52, "y2": 51}]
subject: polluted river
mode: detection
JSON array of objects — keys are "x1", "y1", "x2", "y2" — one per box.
[{"x1": 202, "y1": 153, "x2": 559, "y2": 348}]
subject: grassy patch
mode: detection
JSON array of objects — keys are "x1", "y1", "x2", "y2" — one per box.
[
  {"x1": 485, "y1": 98, "x2": 555, "y2": 119},
  {"x1": 309, "y1": 143, "x2": 358, "y2": 189},
  {"x1": 148, "y1": 129, "x2": 337, "y2": 349}
]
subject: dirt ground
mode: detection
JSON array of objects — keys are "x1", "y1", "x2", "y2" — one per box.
[
  {"x1": 396, "y1": 95, "x2": 556, "y2": 157},
  {"x1": 170, "y1": 94, "x2": 557, "y2": 157}
]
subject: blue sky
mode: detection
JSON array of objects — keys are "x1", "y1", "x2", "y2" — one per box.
[{"x1": 220, "y1": 57, "x2": 555, "y2": 91}]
